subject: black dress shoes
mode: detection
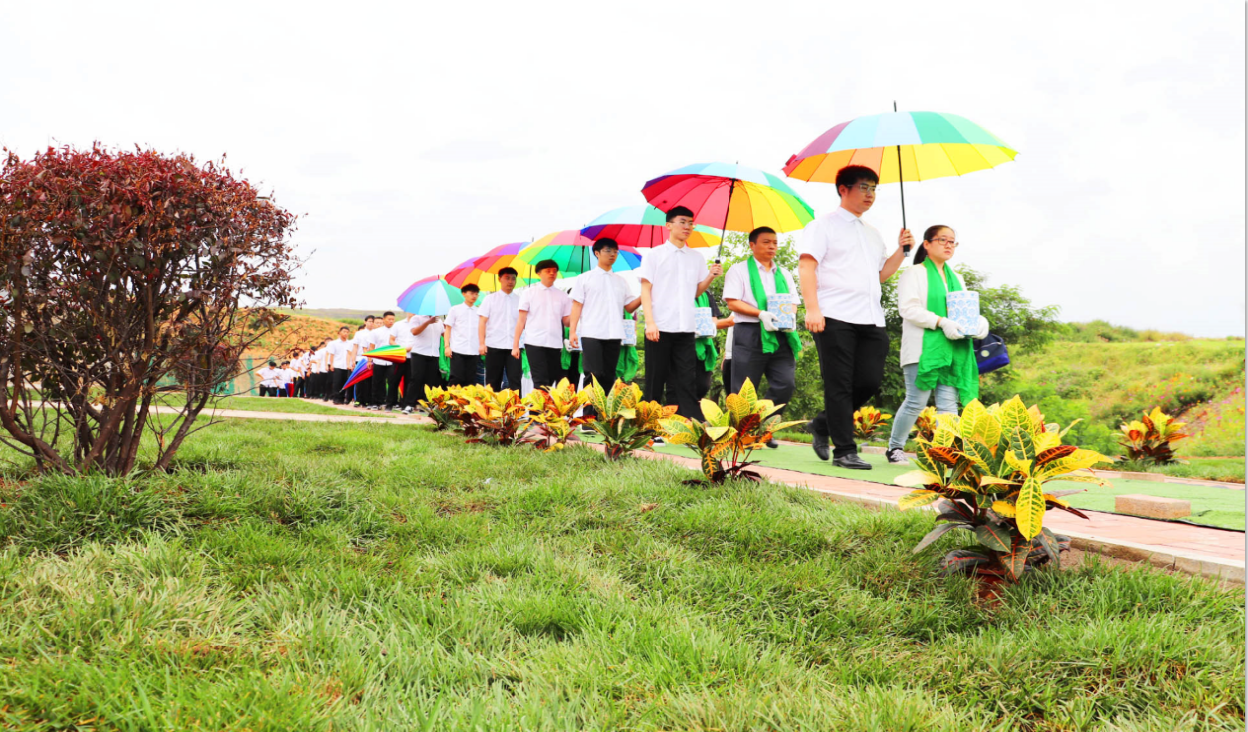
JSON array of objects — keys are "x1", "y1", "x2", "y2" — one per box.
[
  {"x1": 765, "y1": 438, "x2": 780, "y2": 449},
  {"x1": 833, "y1": 453, "x2": 872, "y2": 470},
  {"x1": 809, "y1": 420, "x2": 830, "y2": 461}
]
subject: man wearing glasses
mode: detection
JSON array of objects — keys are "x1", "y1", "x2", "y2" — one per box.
[{"x1": 797, "y1": 165, "x2": 911, "y2": 469}]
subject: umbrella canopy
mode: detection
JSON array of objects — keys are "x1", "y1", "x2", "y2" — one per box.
[
  {"x1": 581, "y1": 205, "x2": 721, "y2": 249},
  {"x1": 515, "y1": 230, "x2": 643, "y2": 277},
  {"x1": 444, "y1": 242, "x2": 536, "y2": 291},
  {"x1": 361, "y1": 344, "x2": 408, "y2": 364},
  {"x1": 341, "y1": 360, "x2": 372, "y2": 391},
  {"x1": 396, "y1": 275, "x2": 464, "y2": 316},
  {"x1": 641, "y1": 163, "x2": 814, "y2": 235},
  {"x1": 783, "y1": 111, "x2": 1017, "y2": 184}
]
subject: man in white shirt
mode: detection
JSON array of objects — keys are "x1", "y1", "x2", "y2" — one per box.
[
  {"x1": 278, "y1": 360, "x2": 297, "y2": 397},
  {"x1": 512, "y1": 259, "x2": 571, "y2": 391},
  {"x1": 797, "y1": 165, "x2": 910, "y2": 468},
  {"x1": 637, "y1": 206, "x2": 722, "y2": 419},
  {"x1": 350, "y1": 317, "x2": 376, "y2": 407},
  {"x1": 477, "y1": 266, "x2": 523, "y2": 391},
  {"x1": 407, "y1": 313, "x2": 444, "y2": 411},
  {"x1": 315, "y1": 338, "x2": 333, "y2": 400},
  {"x1": 723, "y1": 227, "x2": 800, "y2": 439},
  {"x1": 444, "y1": 284, "x2": 482, "y2": 387},
  {"x1": 568, "y1": 238, "x2": 641, "y2": 403},
  {"x1": 371, "y1": 311, "x2": 399, "y2": 410},
  {"x1": 326, "y1": 327, "x2": 355, "y2": 404}
]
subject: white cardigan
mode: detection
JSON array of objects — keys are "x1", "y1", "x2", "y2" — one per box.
[{"x1": 896, "y1": 264, "x2": 966, "y2": 367}]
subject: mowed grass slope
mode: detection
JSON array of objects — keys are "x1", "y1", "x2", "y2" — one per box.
[{"x1": 0, "y1": 420, "x2": 1241, "y2": 731}]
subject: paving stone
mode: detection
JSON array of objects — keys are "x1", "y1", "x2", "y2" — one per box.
[{"x1": 1115, "y1": 494, "x2": 1192, "y2": 520}]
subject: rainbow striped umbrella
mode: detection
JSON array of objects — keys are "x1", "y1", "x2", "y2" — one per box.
[
  {"x1": 581, "y1": 205, "x2": 722, "y2": 250},
  {"x1": 783, "y1": 110, "x2": 1017, "y2": 184},
  {"x1": 341, "y1": 359, "x2": 372, "y2": 391},
  {"x1": 642, "y1": 163, "x2": 814, "y2": 259},
  {"x1": 362, "y1": 344, "x2": 408, "y2": 364},
  {"x1": 783, "y1": 108, "x2": 1017, "y2": 238},
  {"x1": 445, "y1": 242, "x2": 538, "y2": 291},
  {"x1": 396, "y1": 275, "x2": 463, "y2": 316},
  {"x1": 514, "y1": 230, "x2": 643, "y2": 278}
]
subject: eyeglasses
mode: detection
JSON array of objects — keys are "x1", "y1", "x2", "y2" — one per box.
[
  {"x1": 853, "y1": 183, "x2": 878, "y2": 194},
  {"x1": 929, "y1": 238, "x2": 959, "y2": 248}
]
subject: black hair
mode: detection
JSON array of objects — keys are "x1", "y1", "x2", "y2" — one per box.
[
  {"x1": 497, "y1": 266, "x2": 518, "y2": 278},
  {"x1": 280, "y1": 360, "x2": 290, "y2": 366},
  {"x1": 835, "y1": 165, "x2": 880, "y2": 196},
  {"x1": 268, "y1": 360, "x2": 276, "y2": 367},
  {"x1": 382, "y1": 311, "x2": 395, "y2": 318},
  {"x1": 356, "y1": 325, "x2": 364, "y2": 330},
  {"x1": 592, "y1": 237, "x2": 619, "y2": 254},
  {"x1": 913, "y1": 225, "x2": 954, "y2": 265},
  {"x1": 748, "y1": 226, "x2": 776, "y2": 244},
  {"x1": 364, "y1": 315, "x2": 375, "y2": 322},
  {"x1": 461, "y1": 284, "x2": 480, "y2": 294},
  {"x1": 339, "y1": 326, "x2": 350, "y2": 332},
  {"x1": 534, "y1": 259, "x2": 559, "y2": 273},
  {"x1": 665, "y1": 205, "x2": 694, "y2": 223}
]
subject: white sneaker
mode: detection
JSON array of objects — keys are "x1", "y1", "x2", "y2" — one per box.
[
  {"x1": 886, "y1": 448, "x2": 910, "y2": 464},
  {"x1": 652, "y1": 436, "x2": 665, "y2": 445}
]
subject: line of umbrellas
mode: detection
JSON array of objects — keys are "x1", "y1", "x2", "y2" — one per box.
[{"x1": 397, "y1": 109, "x2": 1017, "y2": 316}]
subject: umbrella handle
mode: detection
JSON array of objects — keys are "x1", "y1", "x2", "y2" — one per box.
[{"x1": 894, "y1": 101, "x2": 910, "y2": 256}]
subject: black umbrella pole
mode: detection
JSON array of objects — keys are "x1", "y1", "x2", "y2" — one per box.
[
  {"x1": 715, "y1": 178, "x2": 735, "y2": 263},
  {"x1": 894, "y1": 101, "x2": 910, "y2": 256}
]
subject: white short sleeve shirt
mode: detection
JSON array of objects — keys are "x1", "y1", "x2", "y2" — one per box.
[
  {"x1": 392, "y1": 316, "x2": 418, "y2": 353},
  {"x1": 444, "y1": 304, "x2": 481, "y2": 356},
  {"x1": 636, "y1": 241, "x2": 710, "y2": 333},
  {"x1": 796, "y1": 206, "x2": 889, "y2": 327},
  {"x1": 570, "y1": 268, "x2": 630, "y2": 341},
  {"x1": 476, "y1": 291, "x2": 521, "y2": 350},
  {"x1": 351, "y1": 328, "x2": 373, "y2": 363},
  {"x1": 327, "y1": 339, "x2": 352, "y2": 370},
  {"x1": 409, "y1": 316, "x2": 443, "y2": 357},
  {"x1": 258, "y1": 366, "x2": 279, "y2": 387},
  {"x1": 518, "y1": 284, "x2": 572, "y2": 349},
  {"x1": 722, "y1": 258, "x2": 796, "y2": 324},
  {"x1": 369, "y1": 324, "x2": 395, "y2": 365}
]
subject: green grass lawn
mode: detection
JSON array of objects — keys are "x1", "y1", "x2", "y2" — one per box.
[
  {"x1": 0, "y1": 420, "x2": 1240, "y2": 730},
  {"x1": 197, "y1": 395, "x2": 394, "y2": 418}
]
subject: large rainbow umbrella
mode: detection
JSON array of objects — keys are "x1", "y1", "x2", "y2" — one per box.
[
  {"x1": 396, "y1": 275, "x2": 464, "y2": 316},
  {"x1": 514, "y1": 230, "x2": 643, "y2": 278},
  {"x1": 445, "y1": 242, "x2": 538, "y2": 291},
  {"x1": 581, "y1": 205, "x2": 722, "y2": 250},
  {"x1": 783, "y1": 108, "x2": 1017, "y2": 237},
  {"x1": 641, "y1": 163, "x2": 815, "y2": 259}
]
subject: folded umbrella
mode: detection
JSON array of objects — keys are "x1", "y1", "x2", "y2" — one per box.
[
  {"x1": 362, "y1": 344, "x2": 408, "y2": 364},
  {"x1": 341, "y1": 359, "x2": 373, "y2": 391}
]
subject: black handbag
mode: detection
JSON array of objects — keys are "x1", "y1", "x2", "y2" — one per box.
[{"x1": 973, "y1": 333, "x2": 1010, "y2": 374}]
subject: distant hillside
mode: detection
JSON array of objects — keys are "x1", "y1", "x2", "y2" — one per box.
[{"x1": 282, "y1": 308, "x2": 409, "y2": 322}]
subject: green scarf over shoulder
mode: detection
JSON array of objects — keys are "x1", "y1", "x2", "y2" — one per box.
[
  {"x1": 916, "y1": 259, "x2": 978, "y2": 402},
  {"x1": 746, "y1": 257, "x2": 801, "y2": 355},
  {"x1": 617, "y1": 313, "x2": 638, "y2": 382},
  {"x1": 693, "y1": 292, "x2": 718, "y2": 373}
]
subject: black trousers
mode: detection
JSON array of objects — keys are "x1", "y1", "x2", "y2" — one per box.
[
  {"x1": 372, "y1": 364, "x2": 395, "y2": 407},
  {"x1": 384, "y1": 361, "x2": 405, "y2": 406},
  {"x1": 352, "y1": 369, "x2": 370, "y2": 405},
  {"x1": 330, "y1": 368, "x2": 349, "y2": 403},
  {"x1": 485, "y1": 347, "x2": 523, "y2": 391},
  {"x1": 812, "y1": 318, "x2": 889, "y2": 458},
  {"x1": 527, "y1": 345, "x2": 563, "y2": 391},
  {"x1": 643, "y1": 331, "x2": 698, "y2": 419},
  {"x1": 565, "y1": 351, "x2": 581, "y2": 388},
  {"x1": 450, "y1": 353, "x2": 480, "y2": 387},
  {"x1": 406, "y1": 354, "x2": 438, "y2": 407},
  {"x1": 730, "y1": 323, "x2": 797, "y2": 414},
  {"x1": 581, "y1": 337, "x2": 621, "y2": 394},
  {"x1": 318, "y1": 372, "x2": 332, "y2": 400},
  {"x1": 722, "y1": 359, "x2": 732, "y2": 396}
]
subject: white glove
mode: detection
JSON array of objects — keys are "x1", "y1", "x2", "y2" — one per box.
[
  {"x1": 939, "y1": 317, "x2": 966, "y2": 340},
  {"x1": 758, "y1": 311, "x2": 779, "y2": 332},
  {"x1": 974, "y1": 316, "x2": 990, "y2": 340}
]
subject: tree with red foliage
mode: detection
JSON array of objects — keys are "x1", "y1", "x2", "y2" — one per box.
[{"x1": 0, "y1": 144, "x2": 300, "y2": 476}]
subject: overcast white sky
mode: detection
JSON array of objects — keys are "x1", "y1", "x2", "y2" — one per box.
[{"x1": 3, "y1": 0, "x2": 1244, "y2": 336}]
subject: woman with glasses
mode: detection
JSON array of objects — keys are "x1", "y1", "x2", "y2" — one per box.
[{"x1": 885, "y1": 225, "x2": 990, "y2": 464}]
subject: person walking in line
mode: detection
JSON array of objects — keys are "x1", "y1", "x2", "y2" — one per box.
[
  {"x1": 351, "y1": 317, "x2": 376, "y2": 407},
  {"x1": 885, "y1": 225, "x2": 989, "y2": 464},
  {"x1": 405, "y1": 312, "x2": 444, "y2": 413},
  {"x1": 723, "y1": 226, "x2": 801, "y2": 449},
  {"x1": 258, "y1": 360, "x2": 280, "y2": 397},
  {"x1": 797, "y1": 164, "x2": 911, "y2": 469},
  {"x1": 444, "y1": 285, "x2": 482, "y2": 387},
  {"x1": 637, "y1": 205, "x2": 722, "y2": 418},
  {"x1": 477, "y1": 266, "x2": 523, "y2": 391},
  {"x1": 370, "y1": 311, "x2": 398, "y2": 411},
  {"x1": 568, "y1": 238, "x2": 642, "y2": 408},
  {"x1": 392, "y1": 312, "x2": 419, "y2": 410},
  {"x1": 278, "y1": 360, "x2": 297, "y2": 397},
  {"x1": 513, "y1": 259, "x2": 571, "y2": 391},
  {"x1": 327, "y1": 327, "x2": 354, "y2": 404}
]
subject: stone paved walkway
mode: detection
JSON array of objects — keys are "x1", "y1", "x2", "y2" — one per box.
[{"x1": 204, "y1": 404, "x2": 1246, "y2": 584}]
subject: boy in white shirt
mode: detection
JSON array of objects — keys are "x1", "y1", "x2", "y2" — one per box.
[
  {"x1": 443, "y1": 285, "x2": 482, "y2": 387},
  {"x1": 513, "y1": 260, "x2": 572, "y2": 391},
  {"x1": 406, "y1": 313, "x2": 444, "y2": 412},
  {"x1": 351, "y1": 316, "x2": 376, "y2": 407},
  {"x1": 371, "y1": 311, "x2": 398, "y2": 410},
  {"x1": 568, "y1": 238, "x2": 641, "y2": 403},
  {"x1": 326, "y1": 327, "x2": 355, "y2": 404},
  {"x1": 637, "y1": 206, "x2": 722, "y2": 418},
  {"x1": 257, "y1": 360, "x2": 280, "y2": 397},
  {"x1": 477, "y1": 266, "x2": 523, "y2": 391},
  {"x1": 278, "y1": 360, "x2": 297, "y2": 397}
]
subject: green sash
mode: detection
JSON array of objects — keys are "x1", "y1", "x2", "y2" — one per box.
[
  {"x1": 617, "y1": 313, "x2": 638, "y2": 382},
  {"x1": 746, "y1": 257, "x2": 801, "y2": 355},
  {"x1": 694, "y1": 292, "x2": 718, "y2": 373},
  {"x1": 438, "y1": 335, "x2": 450, "y2": 380},
  {"x1": 916, "y1": 259, "x2": 978, "y2": 401}
]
